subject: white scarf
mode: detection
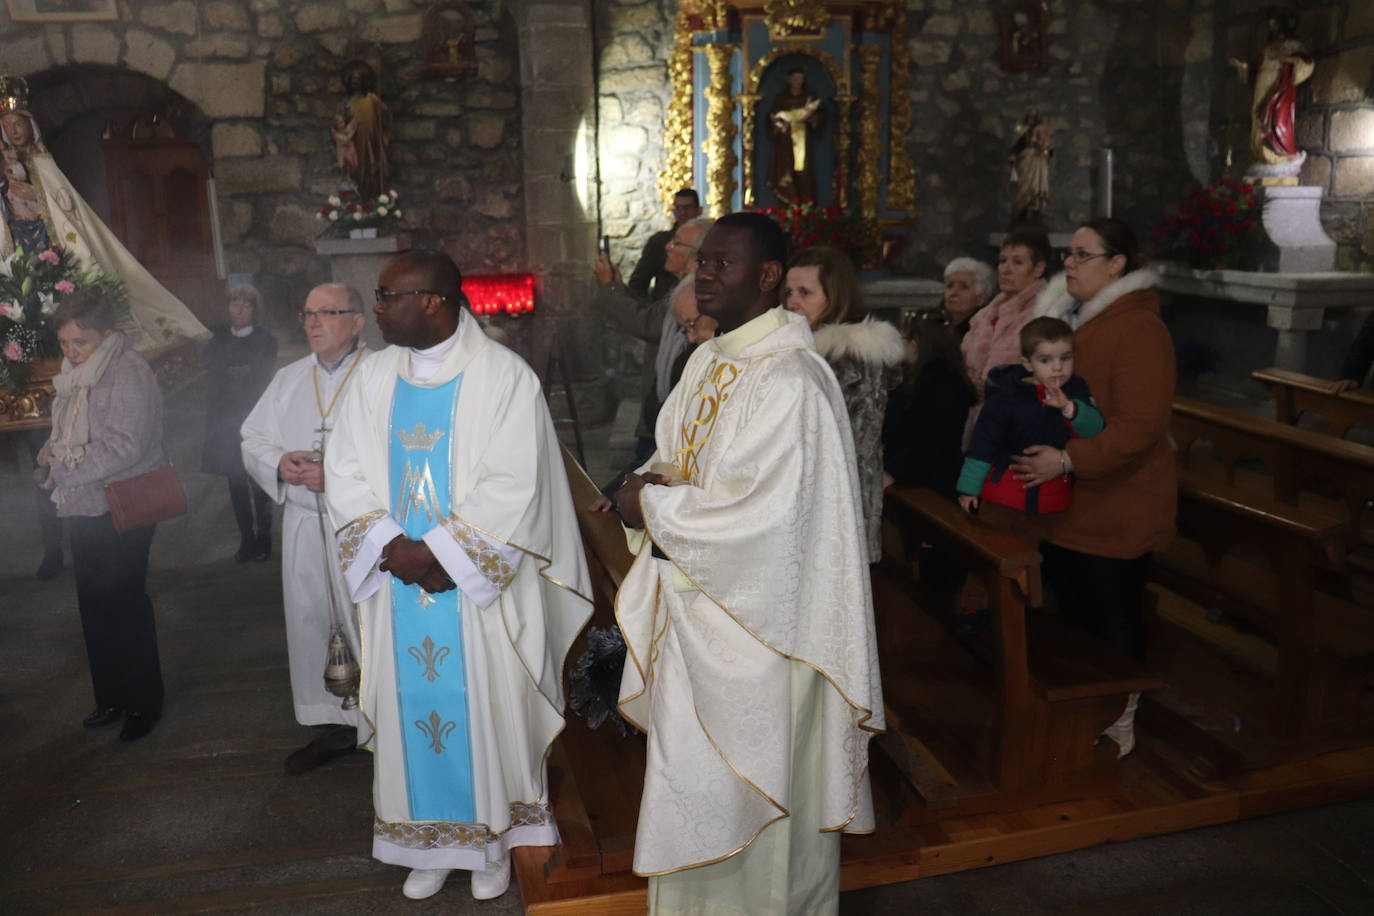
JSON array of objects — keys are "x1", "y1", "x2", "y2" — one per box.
[{"x1": 49, "y1": 330, "x2": 124, "y2": 469}]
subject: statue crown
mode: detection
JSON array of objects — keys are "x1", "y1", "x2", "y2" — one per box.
[
  {"x1": 0, "y1": 75, "x2": 29, "y2": 114},
  {"x1": 396, "y1": 423, "x2": 445, "y2": 452}
]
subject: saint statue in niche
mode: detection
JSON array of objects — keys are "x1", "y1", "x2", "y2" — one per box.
[
  {"x1": 334, "y1": 60, "x2": 392, "y2": 198},
  {"x1": 1228, "y1": 7, "x2": 1313, "y2": 171},
  {"x1": 1009, "y1": 110, "x2": 1054, "y2": 224},
  {"x1": 767, "y1": 68, "x2": 826, "y2": 204}
]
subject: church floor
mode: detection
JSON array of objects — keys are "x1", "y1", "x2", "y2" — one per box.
[{"x1": 1, "y1": 379, "x2": 1371, "y2": 914}]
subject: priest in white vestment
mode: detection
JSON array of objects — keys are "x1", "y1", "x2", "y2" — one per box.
[
  {"x1": 325, "y1": 251, "x2": 591, "y2": 902},
  {"x1": 241, "y1": 283, "x2": 369, "y2": 773},
  {"x1": 615, "y1": 213, "x2": 884, "y2": 915}
]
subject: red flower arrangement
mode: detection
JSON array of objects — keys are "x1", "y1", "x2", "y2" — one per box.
[
  {"x1": 756, "y1": 200, "x2": 873, "y2": 263},
  {"x1": 1154, "y1": 177, "x2": 1265, "y2": 270}
]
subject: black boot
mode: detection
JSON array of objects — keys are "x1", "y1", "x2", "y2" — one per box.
[
  {"x1": 253, "y1": 529, "x2": 272, "y2": 562},
  {"x1": 227, "y1": 474, "x2": 256, "y2": 562}
]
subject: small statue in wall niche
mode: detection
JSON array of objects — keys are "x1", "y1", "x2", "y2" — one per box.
[
  {"x1": 423, "y1": 2, "x2": 479, "y2": 81},
  {"x1": 1009, "y1": 111, "x2": 1054, "y2": 225},
  {"x1": 767, "y1": 68, "x2": 826, "y2": 205},
  {"x1": 1228, "y1": 7, "x2": 1313, "y2": 176},
  {"x1": 335, "y1": 60, "x2": 391, "y2": 198}
]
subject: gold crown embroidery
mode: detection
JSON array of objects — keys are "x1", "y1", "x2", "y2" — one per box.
[{"x1": 396, "y1": 422, "x2": 445, "y2": 452}]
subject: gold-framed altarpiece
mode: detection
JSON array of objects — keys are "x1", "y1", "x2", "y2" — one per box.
[{"x1": 659, "y1": 1, "x2": 915, "y2": 227}]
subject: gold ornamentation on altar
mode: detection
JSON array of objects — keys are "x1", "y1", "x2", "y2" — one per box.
[
  {"x1": 857, "y1": 44, "x2": 882, "y2": 220},
  {"x1": 396, "y1": 422, "x2": 445, "y2": 452},
  {"x1": 416, "y1": 709, "x2": 457, "y2": 755},
  {"x1": 408, "y1": 635, "x2": 451, "y2": 683},
  {"x1": 676, "y1": 357, "x2": 742, "y2": 484},
  {"x1": 886, "y1": 4, "x2": 916, "y2": 212},
  {"x1": 658, "y1": 7, "x2": 698, "y2": 213},
  {"x1": 765, "y1": 0, "x2": 829, "y2": 37},
  {"x1": 704, "y1": 44, "x2": 739, "y2": 217}
]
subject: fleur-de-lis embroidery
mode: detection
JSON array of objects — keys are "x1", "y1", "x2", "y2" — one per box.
[
  {"x1": 407, "y1": 635, "x2": 450, "y2": 683},
  {"x1": 415, "y1": 710, "x2": 456, "y2": 755}
]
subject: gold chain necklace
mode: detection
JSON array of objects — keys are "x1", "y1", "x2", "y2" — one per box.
[{"x1": 312, "y1": 345, "x2": 365, "y2": 424}]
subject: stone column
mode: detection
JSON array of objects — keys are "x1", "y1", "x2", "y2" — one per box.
[
  {"x1": 1267, "y1": 304, "x2": 1325, "y2": 372},
  {"x1": 511, "y1": 0, "x2": 611, "y2": 428}
]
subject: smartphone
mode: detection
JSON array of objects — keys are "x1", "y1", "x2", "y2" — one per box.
[{"x1": 599, "y1": 235, "x2": 610, "y2": 255}]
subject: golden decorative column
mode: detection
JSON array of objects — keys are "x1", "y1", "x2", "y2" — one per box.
[
  {"x1": 658, "y1": 9, "x2": 697, "y2": 213},
  {"x1": 737, "y1": 92, "x2": 761, "y2": 208},
  {"x1": 887, "y1": 5, "x2": 916, "y2": 212},
  {"x1": 703, "y1": 44, "x2": 739, "y2": 217},
  {"x1": 857, "y1": 44, "x2": 882, "y2": 220},
  {"x1": 833, "y1": 91, "x2": 854, "y2": 210}
]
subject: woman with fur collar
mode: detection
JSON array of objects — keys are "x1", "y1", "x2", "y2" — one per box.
[
  {"x1": 785, "y1": 246, "x2": 905, "y2": 563},
  {"x1": 1010, "y1": 218, "x2": 1175, "y2": 757}
]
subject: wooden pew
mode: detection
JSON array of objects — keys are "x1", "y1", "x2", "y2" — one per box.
[
  {"x1": 878, "y1": 487, "x2": 1162, "y2": 820},
  {"x1": 1253, "y1": 366, "x2": 1374, "y2": 439},
  {"x1": 1171, "y1": 395, "x2": 1374, "y2": 546},
  {"x1": 1144, "y1": 469, "x2": 1374, "y2": 777}
]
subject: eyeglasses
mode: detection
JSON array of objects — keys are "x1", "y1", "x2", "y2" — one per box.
[
  {"x1": 298, "y1": 309, "x2": 356, "y2": 324},
  {"x1": 679, "y1": 314, "x2": 703, "y2": 331},
  {"x1": 666, "y1": 239, "x2": 691, "y2": 250},
  {"x1": 1062, "y1": 249, "x2": 1113, "y2": 265},
  {"x1": 374, "y1": 288, "x2": 442, "y2": 309}
]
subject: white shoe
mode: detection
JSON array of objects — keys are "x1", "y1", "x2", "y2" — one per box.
[
  {"x1": 1100, "y1": 691, "x2": 1140, "y2": 759},
  {"x1": 470, "y1": 856, "x2": 511, "y2": 900},
  {"x1": 402, "y1": 868, "x2": 451, "y2": 900}
]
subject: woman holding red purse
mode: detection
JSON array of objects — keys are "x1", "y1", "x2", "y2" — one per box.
[{"x1": 38, "y1": 291, "x2": 168, "y2": 742}]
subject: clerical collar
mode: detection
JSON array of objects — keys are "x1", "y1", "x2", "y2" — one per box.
[
  {"x1": 714, "y1": 306, "x2": 789, "y2": 358},
  {"x1": 230, "y1": 325, "x2": 254, "y2": 338},
  {"x1": 315, "y1": 340, "x2": 360, "y2": 373},
  {"x1": 409, "y1": 324, "x2": 462, "y2": 382}
]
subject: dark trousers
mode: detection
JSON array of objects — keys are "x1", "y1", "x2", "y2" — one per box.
[
  {"x1": 1039, "y1": 541, "x2": 1150, "y2": 662},
  {"x1": 69, "y1": 514, "x2": 163, "y2": 716},
  {"x1": 227, "y1": 471, "x2": 272, "y2": 547},
  {"x1": 22, "y1": 429, "x2": 63, "y2": 559}
]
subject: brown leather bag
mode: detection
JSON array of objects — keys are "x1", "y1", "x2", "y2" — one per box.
[{"x1": 105, "y1": 465, "x2": 187, "y2": 533}]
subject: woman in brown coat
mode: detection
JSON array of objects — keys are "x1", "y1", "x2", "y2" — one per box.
[{"x1": 1011, "y1": 218, "x2": 1175, "y2": 752}]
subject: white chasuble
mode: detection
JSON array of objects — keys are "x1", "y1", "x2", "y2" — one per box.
[
  {"x1": 325, "y1": 311, "x2": 592, "y2": 869},
  {"x1": 617, "y1": 308, "x2": 885, "y2": 878},
  {"x1": 240, "y1": 347, "x2": 369, "y2": 728}
]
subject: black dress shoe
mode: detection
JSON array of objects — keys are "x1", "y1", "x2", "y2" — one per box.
[
  {"x1": 36, "y1": 551, "x2": 63, "y2": 581},
  {"x1": 119, "y1": 712, "x2": 159, "y2": 742},
  {"x1": 284, "y1": 734, "x2": 356, "y2": 775},
  {"x1": 83, "y1": 707, "x2": 123, "y2": 729},
  {"x1": 233, "y1": 544, "x2": 255, "y2": 562}
]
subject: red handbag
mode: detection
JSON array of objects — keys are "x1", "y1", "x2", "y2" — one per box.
[{"x1": 105, "y1": 465, "x2": 187, "y2": 533}]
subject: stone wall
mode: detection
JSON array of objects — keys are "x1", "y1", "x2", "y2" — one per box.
[{"x1": 2, "y1": 0, "x2": 525, "y2": 325}]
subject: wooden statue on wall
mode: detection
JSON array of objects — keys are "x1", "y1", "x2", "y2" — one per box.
[
  {"x1": 767, "y1": 68, "x2": 826, "y2": 204},
  {"x1": 334, "y1": 60, "x2": 391, "y2": 198},
  {"x1": 423, "y1": 2, "x2": 479, "y2": 81},
  {"x1": 1227, "y1": 7, "x2": 1313, "y2": 175},
  {"x1": 1009, "y1": 110, "x2": 1054, "y2": 224},
  {"x1": 999, "y1": 1, "x2": 1049, "y2": 73}
]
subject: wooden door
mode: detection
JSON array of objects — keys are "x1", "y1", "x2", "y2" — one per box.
[{"x1": 103, "y1": 140, "x2": 223, "y2": 328}]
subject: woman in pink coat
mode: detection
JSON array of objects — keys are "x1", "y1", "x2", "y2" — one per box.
[{"x1": 963, "y1": 227, "x2": 1055, "y2": 399}]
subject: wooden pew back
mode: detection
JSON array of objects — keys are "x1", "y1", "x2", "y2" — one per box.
[{"x1": 1253, "y1": 367, "x2": 1374, "y2": 439}]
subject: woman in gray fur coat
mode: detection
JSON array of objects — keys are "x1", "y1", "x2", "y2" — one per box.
[{"x1": 784, "y1": 246, "x2": 905, "y2": 562}]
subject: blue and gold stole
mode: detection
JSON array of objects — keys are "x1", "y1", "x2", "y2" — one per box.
[{"x1": 388, "y1": 375, "x2": 474, "y2": 823}]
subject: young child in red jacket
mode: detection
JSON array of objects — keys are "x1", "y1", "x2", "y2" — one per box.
[{"x1": 957, "y1": 317, "x2": 1104, "y2": 515}]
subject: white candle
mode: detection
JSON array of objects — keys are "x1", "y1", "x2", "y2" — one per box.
[{"x1": 1097, "y1": 149, "x2": 1114, "y2": 217}]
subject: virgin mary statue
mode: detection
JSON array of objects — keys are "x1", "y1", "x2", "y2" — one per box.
[{"x1": 0, "y1": 76, "x2": 207, "y2": 350}]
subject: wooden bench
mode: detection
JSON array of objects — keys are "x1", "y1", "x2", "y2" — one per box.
[
  {"x1": 877, "y1": 487, "x2": 1162, "y2": 820},
  {"x1": 1171, "y1": 395, "x2": 1374, "y2": 546},
  {"x1": 1144, "y1": 469, "x2": 1374, "y2": 777},
  {"x1": 1253, "y1": 366, "x2": 1374, "y2": 439}
]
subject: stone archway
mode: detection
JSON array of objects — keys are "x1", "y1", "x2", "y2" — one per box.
[{"x1": 24, "y1": 65, "x2": 211, "y2": 223}]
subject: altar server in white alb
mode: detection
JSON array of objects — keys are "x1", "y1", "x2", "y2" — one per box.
[
  {"x1": 240, "y1": 283, "x2": 369, "y2": 774},
  {"x1": 615, "y1": 213, "x2": 884, "y2": 914},
  {"x1": 325, "y1": 250, "x2": 591, "y2": 902}
]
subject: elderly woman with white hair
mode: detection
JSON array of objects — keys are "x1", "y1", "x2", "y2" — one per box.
[{"x1": 941, "y1": 256, "x2": 996, "y2": 338}]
